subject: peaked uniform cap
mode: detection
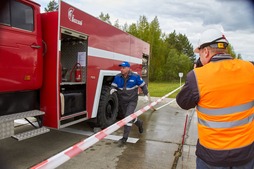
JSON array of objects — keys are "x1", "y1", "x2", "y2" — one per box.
[{"x1": 119, "y1": 61, "x2": 130, "y2": 67}]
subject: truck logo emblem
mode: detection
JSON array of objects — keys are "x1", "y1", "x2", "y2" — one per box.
[{"x1": 68, "y1": 8, "x2": 83, "y2": 26}]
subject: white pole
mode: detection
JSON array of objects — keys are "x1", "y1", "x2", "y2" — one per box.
[{"x1": 178, "y1": 72, "x2": 183, "y2": 87}]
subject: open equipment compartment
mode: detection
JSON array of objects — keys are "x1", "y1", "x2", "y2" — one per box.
[{"x1": 60, "y1": 28, "x2": 88, "y2": 118}]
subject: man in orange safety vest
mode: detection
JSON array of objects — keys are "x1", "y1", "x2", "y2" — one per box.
[{"x1": 176, "y1": 28, "x2": 254, "y2": 169}]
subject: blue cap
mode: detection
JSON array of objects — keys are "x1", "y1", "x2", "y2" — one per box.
[{"x1": 119, "y1": 61, "x2": 130, "y2": 67}]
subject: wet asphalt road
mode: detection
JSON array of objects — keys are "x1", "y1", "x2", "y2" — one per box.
[{"x1": 0, "y1": 97, "x2": 197, "y2": 169}]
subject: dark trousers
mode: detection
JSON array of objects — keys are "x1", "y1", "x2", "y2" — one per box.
[
  {"x1": 120, "y1": 101, "x2": 142, "y2": 139},
  {"x1": 196, "y1": 157, "x2": 254, "y2": 169}
]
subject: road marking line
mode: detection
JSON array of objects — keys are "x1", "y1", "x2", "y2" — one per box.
[{"x1": 60, "y1": 127, "x2": 139, "y2": 143}]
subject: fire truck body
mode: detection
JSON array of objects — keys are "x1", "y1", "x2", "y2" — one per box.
[{"x1": 0, "y1": 0, "x2": 150, "y2": 139}]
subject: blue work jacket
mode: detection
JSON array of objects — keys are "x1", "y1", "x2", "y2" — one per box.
[{"x1": 111, "y1": 71, "x2": 148, "y2": 103}]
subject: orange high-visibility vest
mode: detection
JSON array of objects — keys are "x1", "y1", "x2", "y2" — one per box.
[{"x1": 194, "y1": 59, "x2": 254, "y2": 150}]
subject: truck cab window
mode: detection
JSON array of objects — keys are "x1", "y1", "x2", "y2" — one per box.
[
  {"x1": 11, "y1": 0, "x2": 34, "y2": 31},
  {"x1": 0, "y1": 1, "x2": 11, "y2": 25}
]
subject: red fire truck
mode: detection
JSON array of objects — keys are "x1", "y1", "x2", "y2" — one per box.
[{"x1": 0, "y1": 0, "x2": 150, "y2": 140}]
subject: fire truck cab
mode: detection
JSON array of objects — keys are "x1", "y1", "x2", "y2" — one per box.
[{"x1": 0, "y1": 0, "x2": 150, "y2": 140}]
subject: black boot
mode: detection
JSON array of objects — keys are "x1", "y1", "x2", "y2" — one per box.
[
  {"x1": 138, "y1": 121, "x2": 143, "y2": 133},
  {"x1": 118, "y1": 137, "x2": 127, "y2": 147},
  {"x1": 135, "y1": 120, "x2": 144, "y2": 133}
]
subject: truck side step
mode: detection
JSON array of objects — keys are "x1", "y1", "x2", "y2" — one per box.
[
  {"x1": 0, "y1": 110, "x2": 46, "y2": 140},
  {"x1": 0, "y1": 110, "x2": 45, "y2": 123},
  {"x1": 12, "y1": 127, "x2": 50, "y2": 141}
]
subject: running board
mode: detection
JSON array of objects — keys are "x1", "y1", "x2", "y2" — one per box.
[
  {"x1": 0, "y1": 110, "x2": 45, "y2": 123},
  {"x1": 0, "y1": 110, "x2": 45, "y2": 140},
  {"x1": 12, "y1": 127, "x2": 50, "y2": 141}
]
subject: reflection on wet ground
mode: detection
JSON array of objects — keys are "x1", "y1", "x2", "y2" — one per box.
[{"x1": 0, "y1": 97, "x2": 197, "y2": 169}]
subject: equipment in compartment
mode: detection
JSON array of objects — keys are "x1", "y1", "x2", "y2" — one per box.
[
  {"x1": 70, "y1": 63, "x2": 82, "y2": 82},
  {"x1": 60, "y1": 32, "x2": 87, "y2": 83},
  {"x1": 62, "y1": 92, "x2": 85, "y2": 115},
  {"x1": 60, "y1": 84, "x2": 86, "y2": 116},
  {"x1": 62, "y1": 67, "x2": 68, "y2": 82}
]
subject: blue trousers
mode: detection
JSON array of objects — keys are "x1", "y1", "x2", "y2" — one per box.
[{"x1": 196, "y1": 157, "x2": 254, "y2": 169}]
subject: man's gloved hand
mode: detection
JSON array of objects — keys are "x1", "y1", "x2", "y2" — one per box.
[
  {"x1": 110, "y1": 89, "x2": 117, "y2": 95},
  {"x1": 143, "y1": 95, "x2": 149, "y2": 102}
]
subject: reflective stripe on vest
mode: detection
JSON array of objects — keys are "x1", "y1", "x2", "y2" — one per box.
[
  {"x1": 198, "y1": 111, "x2": 254, "y2": 128},
  {"x1": 197, "y1": 101, "x2": 254, "y2": 116},
  {"x1": 197, "y1": 101, "x2": 254, "y2": 128}
]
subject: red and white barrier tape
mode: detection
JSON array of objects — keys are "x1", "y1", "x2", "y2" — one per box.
[{"x1": 31, "y1": 85, "x2": 183, "y2": 169}]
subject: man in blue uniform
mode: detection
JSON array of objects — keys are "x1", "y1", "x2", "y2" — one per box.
[{"x1": 111, "y1": 61, "x2": 149, "y2": 147}]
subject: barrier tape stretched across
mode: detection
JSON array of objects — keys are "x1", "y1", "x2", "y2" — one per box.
[{"x1": 31, "y1": 85, "x2": 183, "y2": 169}]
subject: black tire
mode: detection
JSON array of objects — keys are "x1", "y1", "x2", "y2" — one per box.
[
  {"x1": 97, "y1": 86, "x2": 119, "y2": 129},
  {"x1": 117, "y1": 105, "x2": 125, "y2": 120}
]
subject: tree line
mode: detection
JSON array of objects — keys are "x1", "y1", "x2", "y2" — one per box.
[
  {"x1": 45, "y1": 1, "x2": 240, "y2": 82},
  {"x1": 100, "y1": 13, "x2": 196, "y2": 81},
  {"x1": 99, "y1": 13, "x2": 240, "y2": 82}
]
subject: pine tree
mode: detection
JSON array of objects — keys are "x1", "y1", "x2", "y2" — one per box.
[
  {"x1": 44, "y1": 0, "x2": 58, "y2": 12},
  {"x1": 98, "y1": 12, "x2": 112, "y2": 25}
]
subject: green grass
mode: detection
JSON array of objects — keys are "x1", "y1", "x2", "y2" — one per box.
[{"x1": 148, "y1": 82, "x2": 181, "y2": 98}]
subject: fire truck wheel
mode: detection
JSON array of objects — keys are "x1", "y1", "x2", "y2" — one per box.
[{"x1": 97, "y1": 86, "x2": 119, "y2": 129}]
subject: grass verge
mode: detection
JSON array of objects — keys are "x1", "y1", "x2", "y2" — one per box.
[{"x1": 148, "y1": 82, "x2": 181, "y2": 98}]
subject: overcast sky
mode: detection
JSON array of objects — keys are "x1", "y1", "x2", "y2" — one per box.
[{"x1": 36, "y1": 0, "x2": 254, "y2": 61}]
